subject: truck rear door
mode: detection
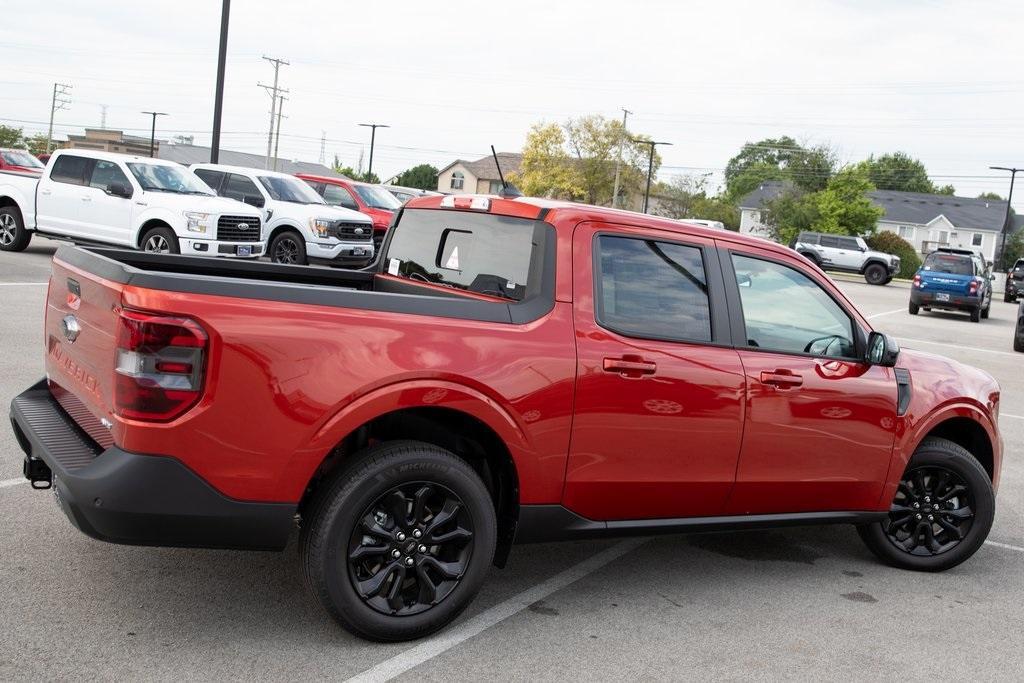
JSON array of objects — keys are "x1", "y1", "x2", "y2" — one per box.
[{"x1": 37, "y1": 154, "x2": 92, "y2": 238}]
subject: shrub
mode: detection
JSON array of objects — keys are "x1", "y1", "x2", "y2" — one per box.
[{"x1": 866, "y1": 231, "x2": 921, "y2": 279}]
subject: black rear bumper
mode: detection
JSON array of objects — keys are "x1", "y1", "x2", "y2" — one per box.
[
  {"x1": 909, "y1": 289, "x2": 981, "y2": 312},
  {"x1": 9, "y1": 380, "x2": 295, "y2": 550}
]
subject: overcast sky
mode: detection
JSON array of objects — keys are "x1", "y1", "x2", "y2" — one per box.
[{"x1": 3, "y1": 0, "x2": 1022, "y2": 204}]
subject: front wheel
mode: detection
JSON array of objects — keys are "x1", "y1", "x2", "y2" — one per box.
[
  {"x1": 864, "y1": 263, "x2": 887, "y2": 285},
  {"x1": 0, "y1": 205, "x2": 32, "y2": 252},
  {"x1": 857, "y1": 437, "x2": 994, "y2": 572},
  {"x1": 140, "y1": 226, "x2": 180, "y2": 254},
  {"x1": 300, "y1": 441, "x2": 497, "y2": 641},
  {"x1": 269, "y1": 230, "x2": 307, "y2": 265}
]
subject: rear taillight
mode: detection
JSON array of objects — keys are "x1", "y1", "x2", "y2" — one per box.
[
  {"x1": 968, "y1": 279, "x2": 980, "y2": 295},
  {"x1": 114, "y1": 309, "x2": 208, "y2": 422},
  {"x1": 912, "y1": 274, "x2": 921, "y2": 287}
]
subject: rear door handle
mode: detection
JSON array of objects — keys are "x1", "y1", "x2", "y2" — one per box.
[
  {"x1": 40, "y1": 189, "x2": 52, "y2": 195},
  {"x1": 81, "y1": 196, "x2": 92, "y2": 202},
  {"x1": 760, "y1": 370, "x2": 803, "y2": 388},
  {"x1": 603, "y1": 357, "x2": 657, "y2": 376}
]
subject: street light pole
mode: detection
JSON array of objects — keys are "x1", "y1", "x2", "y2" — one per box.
[
  {"x1": 632, "y1": 139, "x2": 672, "y2": 214},
  {"x1": 141, "y1": 111, "x2": 168, "y2": 157},
  {"x1": 210, "y1": 0, "x2": 230, "y2": 163},
  {"x1": 358, "y1": 123, "x2": 389, "y2": 180},
  {"x1": 990, "y1": 165, "x2": 1021, "y2": 269}
]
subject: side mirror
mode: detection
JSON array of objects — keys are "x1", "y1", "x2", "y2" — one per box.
[
  {"x1": 243, "y1": 195, "x2": 265, "y2": 208},
  {"x1": 867, "y1": 331, "x2": 900, "y2": 367},
  {"x1": 107, "y1": 181, "x2": 132, "y2": 199}
]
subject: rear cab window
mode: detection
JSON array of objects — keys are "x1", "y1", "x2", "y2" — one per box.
[
  {"x1": 923, "y1": 253, "x2": 973, "y2": 276},
  {"x1": 383, "y1": 208, "x2": 548, "y2": 302}
]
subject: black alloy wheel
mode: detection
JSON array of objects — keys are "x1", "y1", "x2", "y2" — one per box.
[
  {"x1": 884, "y1": 466, "x2": 973, "y2": 556},
  {"x1": 348, "y1": 482, "x2": 474, "y2": 616},
  {"x1": 272, "y1": 234, "x2": 302, "y2": 264},
  {"x1": 864, "y1": 263, "x2": 887, "y2": 285}
]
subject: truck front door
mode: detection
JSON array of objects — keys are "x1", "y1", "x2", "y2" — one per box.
[
  {"x1": 78, "y1": 160, "x2": 134, "y2": 246},
  {"x1": 564, "y1": 222, "x2": 745, "y2": 521}
]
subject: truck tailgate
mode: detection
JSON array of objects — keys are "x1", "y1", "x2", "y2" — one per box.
[{"x1": 44, "y1": 257, "x2": 124, "y2": 448}]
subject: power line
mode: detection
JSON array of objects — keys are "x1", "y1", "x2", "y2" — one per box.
[{"x1": 258, "y1": 55, "x2": 289, "y2": 169}]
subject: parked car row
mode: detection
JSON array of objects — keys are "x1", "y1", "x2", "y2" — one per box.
[{"x1": 0, "y1": 148, "x2": 440, "y2": 267}]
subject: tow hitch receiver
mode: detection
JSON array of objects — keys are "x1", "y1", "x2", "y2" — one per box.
[{"x1": 23, "y1": 455, "x2": 52, "y2": 489}]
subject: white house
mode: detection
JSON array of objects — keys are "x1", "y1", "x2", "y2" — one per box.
[
  {"x1": 738, "y1": 182, "x2": 1010, "y2": 263},
  {"x1": 436, "y1": 153, "x2": 523, "y2": 195}
]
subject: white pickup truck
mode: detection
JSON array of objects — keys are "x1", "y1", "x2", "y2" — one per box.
[
  {"x1": 0, "y1": 150, "x2": 265, "y2": 258},
  {"x1": 191, "y1": 164, "x2": 375, "y2": 267}
]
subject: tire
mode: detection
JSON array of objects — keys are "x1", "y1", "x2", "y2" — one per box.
[
  {"x1": 981, "y1": 303, "x2": 990, "y2": 320},
  {"x1": 882, "y1": 276, "x2": 894, "y2": 285},
  {"x1": 300, "y1": 440, "x2": 497, "y2": 642},
  {"x1": 0, "y1": 205, "x2": 32, "y2": 252},
  {"x1": 1015, "y1": 334, "x2": 1024, "y2": 353},
  {"x1": 857, "y1": 436, "x2": 994, "y2": 572},
  {"x1": 269, "y1": 230, "x2": 307, "y2": 265},
  {"x1": 864, "y1": 263, "x2": 887, "y2": 285},
  {"x1": 139, "y1": 226, "x2": 180, "y2": 254},
  {"x1": 970, "y1": 307, "x2": 981, "y2": 323},
  {"x1": 1005, "y1": 293, "x2": 1015, "y2": 304},
  {"x1": 800, "y1": 251, "x2": 820, "y2": 267},
  {"x1": 908, "y1": 302, "x2": 919, "y2": 315}
]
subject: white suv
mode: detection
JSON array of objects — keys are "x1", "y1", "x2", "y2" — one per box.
[
  {"x1": 191, "y1": 164, "x2": 374, "y2": 267},
  {"x1": 791, "y1": 231, "x2": 901, "y2": 285}
]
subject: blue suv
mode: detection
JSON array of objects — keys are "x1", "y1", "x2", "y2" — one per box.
[{"x1": 910, "y1": 248, "x2": 993, "y2": 323}]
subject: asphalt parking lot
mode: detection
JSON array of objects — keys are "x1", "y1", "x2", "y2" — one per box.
[{"x1": 1, "y1": 238, "x2": 1021, "y2": 681}]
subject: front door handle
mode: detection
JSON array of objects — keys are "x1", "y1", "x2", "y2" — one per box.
[
  {"x1": 603, "y1": 357, "x2": 657, "y2": 376},
  {"x1": 40, "y1": 189, "x2": 52, "y2": 195},
  {"x1": 81, "y1": 196, "x2": 92, "y2": 202},
  {"x1": 760, "y1": 370, "x2": 803, "y2": 388}
]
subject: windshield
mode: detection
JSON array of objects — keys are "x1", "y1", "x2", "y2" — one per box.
[
  {"x1": 2, "y1": 150, "x2": 44, "y2": 169},
  {"x1": 384, "y1": 209, "x2": 544, "y2": 302},
  {"x1": 259, "y1": 175, "x2": 325, "y2": 204},
  {"x1": 128, "y1": 163, "x2": 213, "y2": 195},
  {"x1": 354, "y1": 184, "x2": 401, "y2": 210},
  {"x1": 923, "y1": 253, "x2": 973, "y2": 276}
]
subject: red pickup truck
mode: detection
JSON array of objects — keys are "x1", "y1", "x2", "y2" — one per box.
[{"x1": 11, "y1": 195, "x2": 1002, "y2": 641}]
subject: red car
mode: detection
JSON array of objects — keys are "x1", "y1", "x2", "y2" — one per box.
[
  {"x1": 297, "y1": 173, "x2": 402, "y2": 250},
  {"x1": 11, "y1": 194, "x2": 1002, "y2": 642},
  {"x1": 0, "y1": 147, "x2": 45, "y2": 174}
]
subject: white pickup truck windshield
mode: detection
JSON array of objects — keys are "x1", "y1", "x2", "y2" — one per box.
[{"x1": 128, "y1": 163, "x2": 214, "y2": 195}]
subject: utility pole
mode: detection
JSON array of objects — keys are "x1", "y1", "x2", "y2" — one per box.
[
  {"x1": 46, "y1": 82, "x2": 72, "y2": 153},
  {"x1": 319, "y1": 131, "x2": 327, "y2": 165},
  {"x1": 611, "y1": 108, "x2": 632, "y2": 208},
  {"x1": 100, "y1": 105, "x2": 108, "y2": 129},
  {"x1": 141, "y1": 111, "x2": 168, "y2": 157},
  {"x1": 990, "y1": 165, "x2": 1021, "y2": 269},
  {"x1": 358, "y1": 123, "x2": 389, "y2": 180},
  {"x1": 210, "y1": 0, "x2": 231, "y2": 163},
  {"x1": 632, "y1": 139, "x2": 672, "y2": 214},
  {"x1": 258, "y1": 56, "x2": 289, "y2": 169},
  {"x1": 272, "y1": 95, "x2": 287, "y2": 171}
]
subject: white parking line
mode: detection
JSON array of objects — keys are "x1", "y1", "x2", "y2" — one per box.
[
  {"x1": 0, "y1": 478, "x2": 27, "y2": 489},
  {"x1": 0, "y1": 282, "x2": 47, "y2": 286},
  {"x1": 986, "y1": 540, "x2": 1024, "y2": 553},
  {"x1": 867, "y1": 308, "x2": 907, "y2": 320},
  {"x1": 896, "y1": 337, "x2": 1021, "y2": 358},
  {"x1": 345, "y1": 537, "x2": 647, "y2": 683},
  {"x1": 1003, "y1": 413, "x2": 1024, "y2": 421}
]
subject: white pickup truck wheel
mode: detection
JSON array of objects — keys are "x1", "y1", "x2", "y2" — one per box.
[
  {"x1": 140, "y1": 227, "x2": 180, "y2": 255},
  {"x1": 0, "y1": 206, "x2": 32, "y2": 252}
]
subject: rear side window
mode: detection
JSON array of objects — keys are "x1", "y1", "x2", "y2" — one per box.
[
  {"x1": 193, "y1": 169, "x2": 225, "y2": 192},
  {"x1": 798, "y1": 233, "x2": 818, "y2": 244},
  {"x1": 923, "y1": 253, "x2": 972, "y2": 275},
  {"x1": 596, "y1": 235, "x2": 711, "y2": 343},
  {"x1": 50, "y1": 155, "x2": 90, "y2": 185},
  {"x1": 384, "y1": 209, "x2": 545, "y2": 302},
  {"x1": 818, "y1": 235, "x2": 840, "y2": 248}
]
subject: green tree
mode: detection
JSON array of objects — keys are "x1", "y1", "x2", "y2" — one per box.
[
  {"x1": 761, "y1": 189, "x2": 821, "y2": 244},
  {"x1": 0, "y1": 124, "x2": 24, "y2": 148},
  {"x1": 25, "y1": 133, "x2": 50, "y2": 157},
  {"x1": 866, "y1": 231, "x2": 922, "y2": 279},
  {"x1": 724, "y1": 136, "x2": 836, "y2": 198},
  {"x1": 652, "y1": 174, "x2": 740, "y2": 230},
  {"x1": 1000, "y1": 227, "x2": 1024, "y2": 270},
  {"x1": 509, "y1": 122, "x2": 582, "y2": 199},
  {"x1": 935, "y1": 184, "x2": 956, "y2": 195},
  {"x1": 864, "y1": 152, "x2": 934, "y2": 193},
  {"x1": 394, "y1": 164, "x2": 439, "y2": 190},
  {"x1": 762, "y1": 164, "x2": 882, "y2": 244},
  {"x1": 332, "y1": 156, "x2": 379, "y2": 183},
  {"x1": 978, "y1": 192, "x2": 1003, "y2": 200}
]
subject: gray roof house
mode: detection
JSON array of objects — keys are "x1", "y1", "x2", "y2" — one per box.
[
  {"x1": 738, "y1": 182, "x2": 1012, "y2": 263},
  {"x1": 159, "y1": 143, "x2": 343, "y2": 178},
  {"x1": 436, "y1": 153, "x2": 523, "y2": 194}
]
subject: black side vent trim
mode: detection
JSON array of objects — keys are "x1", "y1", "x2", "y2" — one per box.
[{"x1": 895, "y1": 368, "x2": 912, "y2": 416}]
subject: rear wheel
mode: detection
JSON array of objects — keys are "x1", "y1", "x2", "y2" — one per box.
[
  {"x1": 864, "y1": 263, "x2": 887, "y2": 285},
  {"x1": 981, "y1": 302, "x2": 990, "y2": 319},
  {"x1": 857, "y1": 437, "x2": 993, "y2": 572},
  {"x1": 270, "y1": 230, "x2": 307, "y2": 265},
  {"x1": 140, "y1": 226, "x2": 179, "y2": 254},
  {"x1": 970, "y1": 307, "x2": 981, "y2": 323},
  {"x1": 0, "y1": 205, "x2": 32, "y2": 252},
  {"x1": 908, "y1": 302, "x2": 919, "y2": 315},
  {"x1": 300, "y1": 440, "x2": 496, "y2": 642}
]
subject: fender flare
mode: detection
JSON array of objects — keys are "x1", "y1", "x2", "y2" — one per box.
[
  {"x1": 133, "y1": 209, "x2": 181, "y2": 247},
  {"x1": 281, "y1": 379, "x2": 533, "y2": 501},
  {"x1": 878, "y1": 402, "x2": 999, "y2": 507},
  {"x1": 860, "y1": 258, "x2": 889, "y2": 274}
]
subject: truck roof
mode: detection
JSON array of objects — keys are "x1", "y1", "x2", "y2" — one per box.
[
  {"x1": 404, "y1": 193, "x2": 787, "y2": 255},
  {"x1": 190, "y1": 163, "x2": 296, "y2": 179},
  {"x1": 51, "y1": 148, "x2": 183, "y2": 166}
]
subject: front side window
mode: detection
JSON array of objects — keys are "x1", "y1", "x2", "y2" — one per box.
[
  {"x1": 354, "y1": 184, "x2": 401, "y2": 210},
  {"x1": 321, "y1": 184, "x2": 358, "y2": 209},
  {"x1": 839, "y1": 237, "x2": 861, "y2": 250},
  {"x1": 596, "y1": 236, "x2": 711, "y2": 343},
  {"x1": 128, "y1": 163, "x2": 213, "y2": 195},
  {"x1": 50, "y1": 155, "x2": 91, "y2": 185},
  {"x1": 732, "y1": 254, "x2": 855, "y2": 358},
  {"x1": 450, "y1": 171, "x2": 464, "y2": 190},
  {"x1": 88, "y1": 160, "x2": 129, "y2": 190},
  {"x1": 224, "y1": 173, "x2": 262, "y2": 204},
  {"x1": 385, "y1": 209, "x2": 544, "y2": 302},
  {"x1": 258, "y1": 175, "x2": 325, "y2": 204}
]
